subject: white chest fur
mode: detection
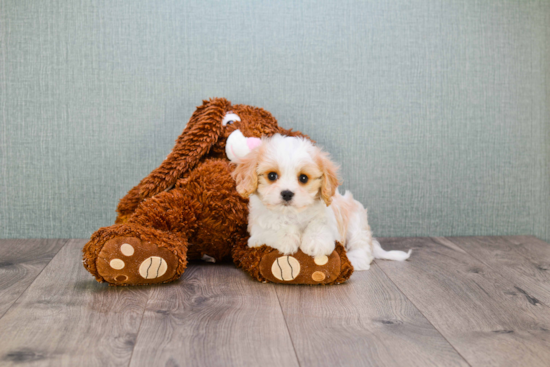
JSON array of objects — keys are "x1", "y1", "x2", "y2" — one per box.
[{"x1": 247, "y1": 195, "x2": 341, "y2": 255}]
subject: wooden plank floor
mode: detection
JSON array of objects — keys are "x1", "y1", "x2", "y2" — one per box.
[{"x1": 0, "y1": 236, "x2": 549, "y2": 367}]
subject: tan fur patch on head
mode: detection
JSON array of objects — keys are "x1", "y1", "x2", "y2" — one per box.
[
  {"x1": 298, "y1": 162, "x2": 323, "y2": 197},
  {"x1": 257, "y1": 166, "x2": 280, "y2": 186},
  {"x1": 255, "y1": 149, "x2": 285, "y2": 203}
]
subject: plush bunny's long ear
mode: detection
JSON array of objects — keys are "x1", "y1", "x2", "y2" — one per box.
[
  {"x1": 139, "y1": 98, "x2": 231, "y2": 198},
  {"x1": 115, "y1": 98, "x2": 230, "y2": 220}
]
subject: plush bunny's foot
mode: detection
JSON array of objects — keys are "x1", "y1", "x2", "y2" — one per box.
[
  {"x1": 83, "y1": 224, "x2": 188, "y2": 286},
  {"x1": 259, "y1": 245, "x2": 352, "y2": 285},
  {"x1": 233, "y1": 239, "x2": 354, "y2": 285},
  {"x1": 96, "y1": 236, "x2": 180, "y2": 285}
]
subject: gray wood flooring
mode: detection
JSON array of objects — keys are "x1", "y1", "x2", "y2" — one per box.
[{"x1": 0, "y1": 236, "x2": 549, "y2": 367}]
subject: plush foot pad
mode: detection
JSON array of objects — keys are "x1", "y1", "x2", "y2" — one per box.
[
  {"x1": 96, "y1": 236, "x2": 178, "y2": 285},
  {"x1": 260, "y1": 249, "x2": 343, "y2": 285}
]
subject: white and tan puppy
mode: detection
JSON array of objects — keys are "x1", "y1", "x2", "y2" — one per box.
[{"x1": 231, "y1": 134, "x2": 410, "y2": 270}]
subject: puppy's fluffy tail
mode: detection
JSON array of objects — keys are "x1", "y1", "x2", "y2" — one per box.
[{"x1": 372, "y1": 239, "x2": 411, "y2": 261}]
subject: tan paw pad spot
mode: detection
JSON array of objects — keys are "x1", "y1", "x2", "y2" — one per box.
[
  {"x1": 120, "y1": 243, "x2": 134, "y2": 256},
  {"x1": 139, "y1": 256, "x2": 168, "y2": 279},
  {"x1": 110, "y1": 259, "x2": 125, "y2": 270},
  {"x1": 115, "y1": 275, "x2": 128, "y2": 282},
  {"x1": 314, "y1": 255, "x2": 329, "y2": 266},
  {"x1": 312, "y1": 271, "x2": 326, "y2": 282},
  {"x1": 271, "y1": 256, "x2": 301, "y2": 281}
]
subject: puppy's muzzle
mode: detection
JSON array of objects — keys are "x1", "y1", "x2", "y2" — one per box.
[{"x1": 281, "y1": 190, "x2": 294, "y2": 202}]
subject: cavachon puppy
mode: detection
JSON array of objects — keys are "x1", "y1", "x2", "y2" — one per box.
[{"x1": 232, "y1": 134, "x2": 411, "y2": 270}]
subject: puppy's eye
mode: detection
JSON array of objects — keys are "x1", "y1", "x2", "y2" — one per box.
[
  {"x1": 268, "y1": 172, "x2": 278, "y2": 181},
  {"x1": 299, "y1": 174, "x2": 309, "y2": 184},
  {"x1": 222, "y1": 113, "x2": 241, "y2": 126}
]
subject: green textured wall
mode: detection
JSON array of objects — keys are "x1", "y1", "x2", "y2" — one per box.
[{"x1": 1, "y1": 0, "x2": 549, "y2": 241}]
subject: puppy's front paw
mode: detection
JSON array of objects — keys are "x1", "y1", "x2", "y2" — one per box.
[
  {"x1": 300, "y1": 235, "x2": 336, "y2": 257},
  {"x1": 276, "y1": 232, "x2": 301, "y2": 255},
  {"x1": 247, "y1": 235, "x2": 263, "y2": 248}
]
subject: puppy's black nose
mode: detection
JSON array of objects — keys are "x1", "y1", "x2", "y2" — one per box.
[{"x1": 281, "y1": 190, "x2": 294, "y2": 202}]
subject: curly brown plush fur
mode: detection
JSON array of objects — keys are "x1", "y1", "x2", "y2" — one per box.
[{"x1": 82, "y1": 98, "x2": 353, "y2": 286}]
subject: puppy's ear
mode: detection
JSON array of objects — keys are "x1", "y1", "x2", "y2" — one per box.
[
  {"x1": 231, "y1": 148, "x2": 261, "y2": 198},
  {"x1": 316, "y1": 150, "x2": 340, "y2": 206}
]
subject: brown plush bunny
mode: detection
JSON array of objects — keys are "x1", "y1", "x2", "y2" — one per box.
[{"x1": 82, "y1": 98, "x2": 353, "y2": 286}]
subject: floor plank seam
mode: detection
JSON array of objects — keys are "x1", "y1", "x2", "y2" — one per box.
[
  {"x1": 273, "y1": 287, "x2": 302, "y2": 367},
  {"x1": 440, "y1": 237, "x2": 550, "y2": 310},
  {"x1": 373, "y1": 261, "x2": 473, "y2": 367},
  {"x1": 0, "y1": 239, "x2": 70, "y2": 321}
]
